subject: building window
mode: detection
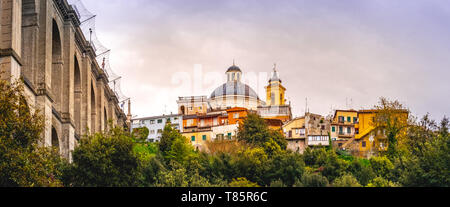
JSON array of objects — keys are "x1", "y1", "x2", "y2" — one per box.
[
  {"x1": 157, "y1": 119, "x2": 162, "y2": 124},
  {"x1": 150, "y1": 130, "x2": 155, "y2": 134},
  {"x1": 339, "y1": 116, "x2": 344, "y2": 123},
  {"x1": 353, "y1": 117, "x2": 358, "y2": 124},
  {"x1": 227, "y1": 133, "x2": 232, "y2": 139},
  {"x1": 300, "y1": 129, "x2": 305, "y2": 136},
  {"x1": 202, "y1": 135, "x2": 207, "y2": 141},
  {"x1": 339, "y1": 126, "x2": 343, "y2": 134},
  {"x1": 217, "y1": 134, "x2": 224, "y2": 140},
  {"x1": 233, "y1": 113, "x2": 239, "y2": 119},
  {"x1": 150, "y1": 120, "x2": 155, "y2": 124},
  {"x1": 347, "y1": 127, "x2": 351, "y2": 134},
  {"x1": 332, "y1": 126, "x2": 336, "y2": 132},
  {"x1": 191, "y1": 136, "x2": 196, "y2": 141},
  {"x1": 347, "y1": 116, "x2": 351, "y2": 122},
  {"x1": 362, "y1": 141, "x2": 366, "y2": 148},
  {"x1": 157, "y1": 129, "x2": 162, "y2": 134}
]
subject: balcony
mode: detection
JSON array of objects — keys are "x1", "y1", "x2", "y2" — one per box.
[{"x1": 258, "y1": 105, "x2": 291, "y2": 117}]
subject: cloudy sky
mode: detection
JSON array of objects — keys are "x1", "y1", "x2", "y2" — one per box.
[{"x1": 81, "y1": 0, "x2": 450, "y2": 120}]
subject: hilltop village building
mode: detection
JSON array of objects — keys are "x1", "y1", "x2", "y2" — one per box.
[
  {"x1": 283, "y1": 113, "x2": 331, "y2": 153},
  {"x1": 131, "y1": 63, "x2": 292, "y2": 150},
  {"x1": 330, "y1": 110, "x2": 359, "y2": 149},
  {"x1": 175, "y1": 64, "x2": 291, "y2": 150},
  {"x1": 131, "y1": 114, "x2": 183, "y2": 142},
  {"x1": 131, "y1": 63, "x2": 409, "y2": 158}
]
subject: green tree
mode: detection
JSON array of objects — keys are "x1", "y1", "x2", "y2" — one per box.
[
  {"x1": 367, "y1": 177, "x2": 400, "y2": 187},
  {"x1": 373, "y1": 97, "x2": 410, "y2": 160},
  {"x1": 233, "y1": 147, "x2": 269, "y2": 185},
  {"x1": 229, "y1": 177, "x2": 260, "y2": 187},
  {"x1": 159, "y1": 123, "x2": 197, "y2": 165},
  {"x1": 155, "y1": 162, "x2": 189, "y2": 187},
  {"x1": 264, "y1": 152, "x2": 305, "y2": 187},
  {"x1": 370, "y1": 156, "x2": 394, "y2": 179},
  {"x1": 320, "y1": 150, "x2": 349, "y2": 182},
  {"x1": 61, "y1": 128, "x2": 140, "y2": 187},
  {"x1": 269, "y1": 179, "x2": 286, "y2": 187},
  {"x1": 399, "y1": 116, "x2": 450, "y2": 187},
  {"x1": 237, "y1": 113, "x2": 287, "y2": 151},
  {"x1": 0, "y1": 80, "x2": 64, "y2": 187},
  {"x1": 294, "y1": 173, "x2": 329, "y2": 187},
  {"x1": 131, "y1": 126, "x2": 149, "y2": 142},
  {"x1": 347, "y1": 159, "x2": 376, "y2": 186},
  {"x1": 332, "y1": 174, "x2": 362, "y2": 187}
]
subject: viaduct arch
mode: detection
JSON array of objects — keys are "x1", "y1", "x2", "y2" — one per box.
[{"x1": 0, "y1": 0, "x2": 128, "y2": 160}]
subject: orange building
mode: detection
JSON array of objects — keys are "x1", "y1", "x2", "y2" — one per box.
[{"x1": 226, "y1": 107, "x2": 249, "y2": 125}]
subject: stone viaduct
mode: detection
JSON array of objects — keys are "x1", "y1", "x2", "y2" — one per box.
[{"x1": 0, "y1": 0, "x2": 128, "y2": 160}]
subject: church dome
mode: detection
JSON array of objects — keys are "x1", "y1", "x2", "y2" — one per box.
[
  {"x1": 226, "y1": 65, "x2": 242, "y2": 73},
  {"x1": 210, "y1": 81, "x2": 260, "y2": 100}
]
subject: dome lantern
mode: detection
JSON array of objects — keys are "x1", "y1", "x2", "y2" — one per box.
[{"x1": 226, "y1": 60, "x2": 242, "y2": 82}]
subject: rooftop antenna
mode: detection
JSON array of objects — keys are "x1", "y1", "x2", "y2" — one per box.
[
  {"x1": 305, "y1": 97, "x2": 308, "y2": 116},
  {"x1": 89, "y1": 28, "x2": 92, "y2": 45}
]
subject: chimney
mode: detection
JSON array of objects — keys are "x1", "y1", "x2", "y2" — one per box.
[{"x1": 126, "y1": 99, "x2": 132, "y2": 128}]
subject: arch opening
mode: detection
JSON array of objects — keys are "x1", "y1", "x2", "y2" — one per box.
[
  {"x1": 51, "y1": 19, "x2": 63, "y2": 112},
  {"x1": 51, "y1": 127, "x2": 59, "y2": 153},
  {"x1": 104, "y1": 107, "x2": 108, "y2": 132},
  {"x1": 90, "y1": 81, "x2": 96, "y2": 134},
  {"x1": 74, "y1": 56, "x2": 82, "y2": 134}
]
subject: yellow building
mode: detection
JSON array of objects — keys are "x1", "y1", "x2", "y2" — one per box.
[
  {"x1": 258, "y1": 66, "x2": 292, "y2": 122},
  {"x1": 265, "y1": 67, "x2": 286, "y2": 106},
  {"x1": 330, "y1": 110, "x2": 358, "y2": 149},
  {"x1": 183, "y1": 130, "x2": 213, "y2": 151},
  {"x1": 283, "y1": 117, "x2": 307, "y2": 153},
  {"x1": 350, "y1": 109, "x2": 409, "y2": 158}
]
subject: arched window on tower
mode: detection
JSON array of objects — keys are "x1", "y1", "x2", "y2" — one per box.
[{"x1": 271, "y1": 92, "x2": 275, "y2": 105}]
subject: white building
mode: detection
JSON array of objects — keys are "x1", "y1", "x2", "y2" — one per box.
[
  {"x1": 131, "y1": 114, "x2": 183, "y2": 142},
  {"x1": 212, "y1": 124, "x2": 239, "y2": 140}
]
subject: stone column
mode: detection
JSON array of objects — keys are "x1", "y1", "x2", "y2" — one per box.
[
  {"x1": 0, "y1": 0, "x2": 22, "y2": 82},
  {"x1": 96, "y1": 80, "x2": 105, "y2": 132},
  {"x1": 80, "y1": 56, "x2": 90, "y2": 136},
  {"x1": 60, "y1": 22, "x2": 75, "y2": 161}
]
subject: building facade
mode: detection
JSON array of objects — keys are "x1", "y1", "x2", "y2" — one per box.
[
  {"x1": 283, "y1": 112, "x2": 330, "y2": 153},
  {"x1": 330, "y1": 110, "x2": 358, "y2": 149},
  {"x1": 0, "y1": 0, "x2": 127, "y2": 161},
  {"x1": 131, "y1": 114, "x2": 183, "y2": 142}
]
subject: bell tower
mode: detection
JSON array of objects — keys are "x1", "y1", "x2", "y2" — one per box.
[{"x1": 266, "y1": 64, "x2": 286, "y2": 106}]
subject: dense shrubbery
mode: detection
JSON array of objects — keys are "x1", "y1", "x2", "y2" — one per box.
[{"x1": 1, "y1": 80, "x2": 449, "y2": 187}]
